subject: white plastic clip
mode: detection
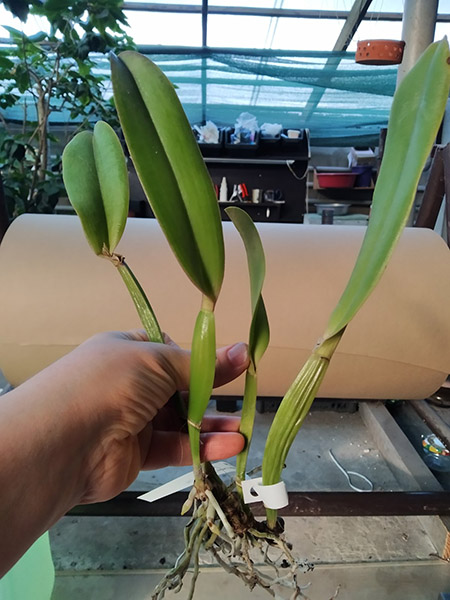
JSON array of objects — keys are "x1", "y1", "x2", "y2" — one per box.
[{"x1": 241, "y1": 477, "x2": 288, "y2": 509}]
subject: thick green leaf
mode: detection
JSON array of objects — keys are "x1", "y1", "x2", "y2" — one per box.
[
  {"x1": 62, "y1": 123, "x2": 128, "y2": 255},
  {"x1": 92, "y1": 121, "x2": 129, "y2": 252},
  {"x1": 62, "y1": 131, "x2": 108, "y2": 255},
  {"x1": 226, "y1": 206, "x2": 269, "y2": 366},
  {"x1": 325, "y1": 38, "x2": 450, "y2": 340},
  {"x1": 110, "y1": 51, "x2": 224, "y2": 303}
]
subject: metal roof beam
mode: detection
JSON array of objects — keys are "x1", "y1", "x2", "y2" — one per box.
[{"x1": 122, "y1": 3, "x2": 450, "y2": 22}]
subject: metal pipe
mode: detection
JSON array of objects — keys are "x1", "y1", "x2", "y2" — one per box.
[
  {"x1": 397, "y1": 0, "x2": 438, "y2": 85},
  {"x1": 68, "y1": 491, "x2": 450, "y2": 518},
  {"x1": 122, "y1": 4, "x2": 450, "y2": 23}
]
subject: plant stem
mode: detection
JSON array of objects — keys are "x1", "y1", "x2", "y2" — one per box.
[
  {"x1": 188, "y1": 296, "x2": 216, "y2": 483},
  {"x1": 235, "y1": 367, "x2": 258, "y2": 491},
  {"x1": 263, "y1": 331, "x2": 343, "y2": 529},
  {"x1": 116, "y1": 257, "x2": 187, "y2": 420},
  {"x1": 116, "y1": 258, "x2": 164, "y2": 343}
]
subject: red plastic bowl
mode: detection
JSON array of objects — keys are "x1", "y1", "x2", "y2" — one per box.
[{"x1": 317, "y1": 172, "x2": 357, "y2": 188}]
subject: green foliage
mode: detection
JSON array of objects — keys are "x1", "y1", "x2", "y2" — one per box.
[
  {"x1": 62, "y1": 121, "x2": 128, "y2": 255},
  {"x1": 110, "y1": 51, "x2": 224, "y2": 303},
  {"x1": 1, "y1": 1, "x2": 41, "y2": 23},
  {"x1": 110, "y1": 50, "x2": 225, "y2": 472},
  {"x1": 226, "y1": 206, "x2": 269, "y2": 484},
  {"x1": 261, "y1": 39, "x2": 450, "y2": 528},
  {"x1": 226, "y1": 206, "x2": 269, "y2": 368},
  {"x1": 324, "y1": 39, "x2": 450, "y2": 340},
  {"x1": 0, "y1": 0, "x2": 135, "y2": 218}
]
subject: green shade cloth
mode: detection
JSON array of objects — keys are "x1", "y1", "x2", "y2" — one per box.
[{"x1": 1, "y1": 46, "x2": 397, "y2": 146}]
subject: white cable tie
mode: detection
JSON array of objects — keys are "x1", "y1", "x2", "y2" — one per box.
[
  {"x1": 241, "y1": 477, "x2": 289, "y2": 509},
  {"x1": 328, "y1": 449, "x2": 374, "y2": 493}
]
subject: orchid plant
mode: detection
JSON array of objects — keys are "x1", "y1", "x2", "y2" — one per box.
[{"x1": 62, "y1": 39, "x2": 450, "y2": 599}]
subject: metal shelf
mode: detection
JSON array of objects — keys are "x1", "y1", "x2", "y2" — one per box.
[{"x1": 204, "y1": 157, "x2": 295, "y2": 165}]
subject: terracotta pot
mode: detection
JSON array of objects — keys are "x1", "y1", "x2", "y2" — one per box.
[{"x1": 356, "y1": 39, "x2": 405, "y2": 65}]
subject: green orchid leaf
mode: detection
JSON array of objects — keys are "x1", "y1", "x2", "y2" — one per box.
[
  {"x1": 226, "y1": 206, "x2": 269, "y2": 366},
  {"x1": 92, "y1": 121, "x2": 129, "y2": 253},
  {"x1": 226, "y1": 206, "x2": 270, "y2": 485},
  {"x1": 262, "y1": 39, "x2": 450, "y2": 529},
  {"x1": 110, "y1": 51, "x2": 224, "y2": 303},
  {"x1": 325, "y1": 38, "x2": 450, "y2": 340},
  {"x1": 62, "y1": 122, "x2": 129, "y2": 255},
  {"x1": 62, "y1": 130, "x2": 108, "y2": 255}
]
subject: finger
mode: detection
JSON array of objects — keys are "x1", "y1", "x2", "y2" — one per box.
[
  {"x1": 200, "y1": 415, "x2": 242, "y2": 433},
  {"x1": 115, "y1": 329, "x2": 150, "y2": 342},
  {"x1": 162, "y1": 332, "x2": 180, "y2": 348},
  {"x1": 213, "y1": 343, "x2": 249, "y2": 388},
  {"x1": 142, "y1": 431, "x2": 245, "y2": 470},
  {"x1": 153, "y1": 412, "x2": 241, "y2": 433}
]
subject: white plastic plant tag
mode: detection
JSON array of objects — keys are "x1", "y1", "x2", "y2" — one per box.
[
  {"x1": 138, "y1": 461, "x2": 235, "y2": 503},
  {"x1": 241, "y1": 477, "x2": 289, "y2": 509}
]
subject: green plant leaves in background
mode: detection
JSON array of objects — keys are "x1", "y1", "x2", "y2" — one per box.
[
  {"x1": 62, "y1": 120, "x2": 128, "y2": 255},
  {"x1": 110, "y1": 51, "x2": 224, "y2": 304},
  {"x1": 324, "y1": 38, "x2": 450, "y2": 340}
]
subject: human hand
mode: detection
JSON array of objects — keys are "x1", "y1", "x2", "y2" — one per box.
[
  {"x1": 0, "y1": 329, "x2": 249, "y2": 574},
  {"x1": 45, "y1": 330, "x2": 249, "y2": 504}
]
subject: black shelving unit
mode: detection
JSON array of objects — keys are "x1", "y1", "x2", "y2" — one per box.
[{"x1": 200, "y1": 129, "x2": 310, "y2": 223}]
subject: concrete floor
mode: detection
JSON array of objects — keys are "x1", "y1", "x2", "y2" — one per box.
[
  {"x1": 52, "y1": 562, "x2": 449, "y2": 600},
  {"x1": 48, "y1": 405, "x2": 450, "y2": 600}
]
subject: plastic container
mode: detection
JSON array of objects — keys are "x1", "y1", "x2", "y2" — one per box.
[
  {"x1": 352, "y1": 165, "x2": 373, "y2": 187},
  {"x1": 194, "y1": 127, "x2": 224, "y2": 157},
  {"x1": 316, "y1": 173, "x2": 357, "y2": 188},
  {"x1": 225, "y1": 128, "x2": 259, "y2": 154},
  {"x1": 422, "y1": 434, "x2": 450, "y2": 472},
  {"x1": 281, "y1": 128, "x2": 305, "y2": 148},
  {"x1": 260, "y1": 133, "x2": 281, "y2": 150}
]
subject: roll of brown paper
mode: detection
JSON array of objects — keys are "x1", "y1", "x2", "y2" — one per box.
[{"x1": 1, "y1": 214, "x2": 450, "y2": 399}]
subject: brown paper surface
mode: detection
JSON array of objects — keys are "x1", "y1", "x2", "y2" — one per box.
[{"x1": 1, "y1": 214, "x2": 450, "y2": 399}]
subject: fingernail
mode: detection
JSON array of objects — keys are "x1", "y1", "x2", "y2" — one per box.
[{"x1": 227, "y1": 342, "x2": 248, "y2": 367}]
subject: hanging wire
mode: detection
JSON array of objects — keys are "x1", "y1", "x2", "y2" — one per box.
[{"x1": 328, "y1": 449, "x2": 374, "y2": 492}]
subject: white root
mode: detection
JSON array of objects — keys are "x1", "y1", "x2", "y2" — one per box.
[{"x1": 205, "y1": 489, "x2": 235, "y2": 540}]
